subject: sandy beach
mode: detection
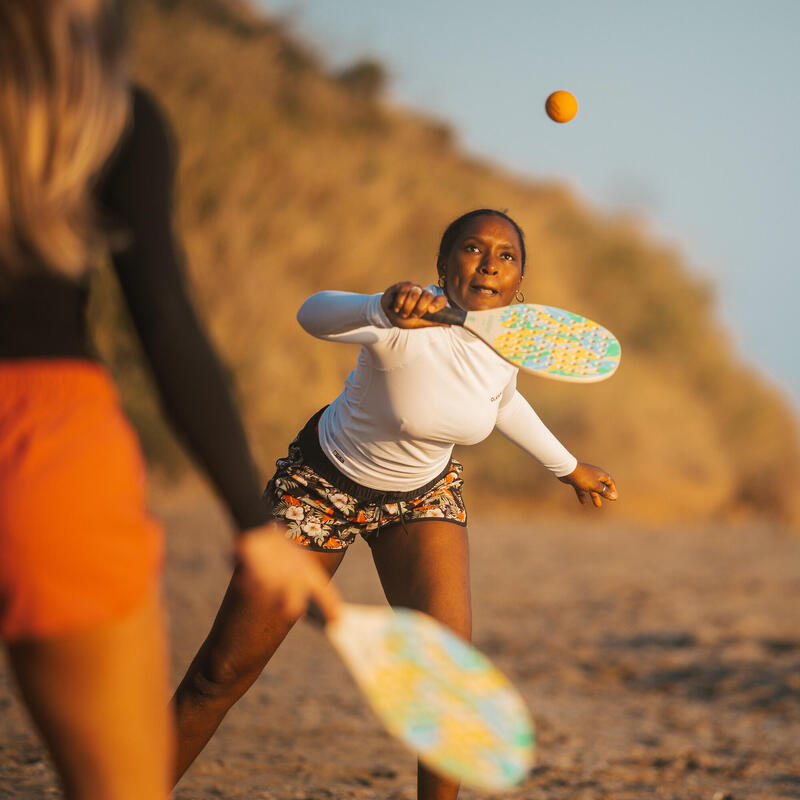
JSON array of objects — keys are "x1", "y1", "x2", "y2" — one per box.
[{"x1": 2, "y1": 484, "x2": 799, "y2": 799}]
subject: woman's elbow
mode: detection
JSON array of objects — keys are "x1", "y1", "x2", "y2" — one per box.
[
  {"x1": 297, "y1": 291, "x2": 338, "y2": 336},
  {"x1": 296, "y1": 293, "x2": 321, "y2": 334}
]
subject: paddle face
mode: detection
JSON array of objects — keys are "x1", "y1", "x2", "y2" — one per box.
[
  {"x1": 326, "y1": 604, "x2": 535, "y2": 790},
  {"x1": 463, "y1": 303, "x2": 621, "y2": 382}
]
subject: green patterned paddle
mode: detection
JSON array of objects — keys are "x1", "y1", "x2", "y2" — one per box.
[{"x1": 424, "y1": 303, "x2": 621, "y2": 382}]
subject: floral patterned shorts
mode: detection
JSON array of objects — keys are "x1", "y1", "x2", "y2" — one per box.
[{"x1": 264, "y1": 414, "x2": 467, "y2": 552}]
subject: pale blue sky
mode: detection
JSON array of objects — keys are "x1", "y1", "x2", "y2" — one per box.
[{"x1": 260, "y1": 0, "x2": 799, "y2": 409}]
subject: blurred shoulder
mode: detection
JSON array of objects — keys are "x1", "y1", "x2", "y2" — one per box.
[
  {"x1": 129, "y1": 86, "x2": 172, "y2": 136},
  {"x1": 96, "y1": 84, "x2": 177, "y2": 202},
  {"x1": 124, "y1": 85, "x2": 176, "y2": 163}
]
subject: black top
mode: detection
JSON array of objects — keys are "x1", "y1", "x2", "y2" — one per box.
[{"x1": 0, "y1": 87, "x2": 269, "y2": 531}]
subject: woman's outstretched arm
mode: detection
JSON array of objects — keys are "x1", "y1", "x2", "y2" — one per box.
[{"x1": 97, "y1": 87, "x2": 340, "y2": 614}]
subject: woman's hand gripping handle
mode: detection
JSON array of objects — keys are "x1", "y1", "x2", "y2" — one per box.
[{"x1": 380, "y1": 282, "x2": 452, "y2": 329}]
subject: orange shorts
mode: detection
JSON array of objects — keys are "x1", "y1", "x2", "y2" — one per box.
[{"x1": 0, "y1": 360, "x2": 163, "y2": 642}]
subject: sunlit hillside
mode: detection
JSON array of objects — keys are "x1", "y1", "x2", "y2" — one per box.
[{"x1": 91, "y1": 0, "x2": 800, "y2": 526}]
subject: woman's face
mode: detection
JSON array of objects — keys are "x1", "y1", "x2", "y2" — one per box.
[{"x1": 438, "y1": 215, "x2": 524, "y2": 312}]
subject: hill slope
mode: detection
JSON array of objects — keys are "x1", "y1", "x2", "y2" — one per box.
[{"x1": 92, "y1": 0, "x2": 800, "y2": 525}]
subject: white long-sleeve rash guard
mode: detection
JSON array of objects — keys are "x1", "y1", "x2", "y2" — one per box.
[{"x1": 297, "y1": 289, "x2": 578, "y2": 492}]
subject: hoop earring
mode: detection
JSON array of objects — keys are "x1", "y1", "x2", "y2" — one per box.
[
  {"x1": 514, "y1": 290, "x2": 525, "y2": 303},
  {"x1": 438, "y1": 275, "x2": 446, "y2": 288}
]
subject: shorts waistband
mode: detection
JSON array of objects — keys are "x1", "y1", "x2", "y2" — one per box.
[
  {"x1": 297, "y1": 408, "x2": 453, "y2": 503},
  {"x1": 0, "y1": 358, "x2": 116, "y2": 409}
]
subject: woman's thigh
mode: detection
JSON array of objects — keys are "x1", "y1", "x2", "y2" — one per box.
[
  {"x1": 6, "y1": 587, "x2": 172, "y2": 800},
  {"x1": 368, "y1": 520, "x2": 471, "y2": 640},
  {"x1": 186, "y1": 548, "x2": 345, "y2": 686}
]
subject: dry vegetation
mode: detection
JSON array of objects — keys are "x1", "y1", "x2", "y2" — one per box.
[{"x1": 91, "y1": 0, "x2": 800, "y2": 526}]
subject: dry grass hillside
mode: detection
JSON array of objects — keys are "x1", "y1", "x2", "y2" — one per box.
[{"x1": 90, "y1": 0, "x2": 800, "y2": 526}]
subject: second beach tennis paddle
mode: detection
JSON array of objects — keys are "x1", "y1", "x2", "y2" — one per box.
[{"x1": 309, "y1": 602, "x2": 535, "y2": 790}]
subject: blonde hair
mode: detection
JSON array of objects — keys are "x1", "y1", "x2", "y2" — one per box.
[{"x1": 0, "y1": 0, "x2": 129, "y2": 279}]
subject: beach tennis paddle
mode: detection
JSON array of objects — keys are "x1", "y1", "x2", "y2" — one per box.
[
  {"x1": 309, "y1": 602, "x2": 535, "y2": 790},
  {"x1": 423, "y1": 303, "x2": 621, "y2": 383}
]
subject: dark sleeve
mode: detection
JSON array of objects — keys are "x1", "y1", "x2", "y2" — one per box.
[{"x1": 96, "y1": 87, "x2": 269, "y2": 531}]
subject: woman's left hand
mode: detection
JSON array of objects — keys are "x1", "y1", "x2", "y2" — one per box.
[{"x1": 558, "y1": 462, "x2": 618, "y2": 508}]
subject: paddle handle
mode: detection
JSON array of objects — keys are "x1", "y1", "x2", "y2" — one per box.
[
  {"x1": 306, "y1": 600, "x2": 327, "y2": 627},
  {"x1": 421, "y1": 307, "x2": 467, "y2": 326}
]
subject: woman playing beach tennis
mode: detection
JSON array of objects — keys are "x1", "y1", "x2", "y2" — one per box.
[
  {"x1": 174, "y1": 208, "x2": 617, "y2": 798},
  {"x1": 0, "y1": 2, "x2": 338, "y2": 797}
]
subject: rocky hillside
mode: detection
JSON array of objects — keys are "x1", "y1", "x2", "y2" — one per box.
[{"x1": 90, "y1": 0, "x2": 800, "y2": 525}]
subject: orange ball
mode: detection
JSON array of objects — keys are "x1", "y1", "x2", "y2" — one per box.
[{"x1": 545, "y1": 90, "x2": 578, "y2": 123}]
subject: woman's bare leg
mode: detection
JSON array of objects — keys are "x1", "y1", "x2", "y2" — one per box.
[
  {"x1": 6, "y1": 588, "x2": 172, "y2": 800},
  {"x1": 172, "y1": 549, "x2": 344, "y2": 783},
  {"x1": 369, "y1": 520, "x2": 471, "y2": 800}
]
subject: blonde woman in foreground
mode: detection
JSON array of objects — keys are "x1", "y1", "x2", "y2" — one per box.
[{"x1": 0, "y1": 2, "x2": 339, "y2": 797}]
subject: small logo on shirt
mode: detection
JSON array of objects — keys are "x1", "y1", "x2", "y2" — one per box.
[
  {"x1": 490, "y1": 392, "x2": 502, "y2": 402},
  {"x1": 332, "y1": 448, "x2": 346, "y2": 464}
]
